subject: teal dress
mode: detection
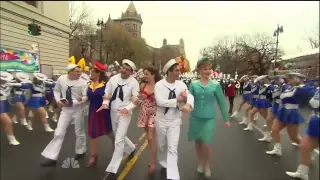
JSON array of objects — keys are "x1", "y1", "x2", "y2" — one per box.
[{"x1": 188, "y1": 80, "x2": 229, "y2": 144}]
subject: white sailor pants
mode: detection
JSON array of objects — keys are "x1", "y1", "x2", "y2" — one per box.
[
  {"x1": 156, "y1": 117, "x2": 181, "y2": 180},
  {"x1": 106, "y1": 109, "x2": 136, "y2": 173},
  {"x1": 41, "y1": 105, "x2": 86, "y2": 160}
]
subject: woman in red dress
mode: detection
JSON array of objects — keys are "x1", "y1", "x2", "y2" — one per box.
[
  {"x1": 135, "y1": 67, "x2": 162, "y2": 174},
  {"x1": 87, "y1": 61, "x2": 114, "y2": 167}
]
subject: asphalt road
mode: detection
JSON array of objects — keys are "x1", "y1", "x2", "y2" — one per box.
[{"x1": 1, "y1": 96, "x2": 319, "y2": 180}]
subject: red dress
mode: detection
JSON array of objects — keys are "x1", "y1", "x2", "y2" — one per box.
[
  {"x1": 87, "y1": 81, "x2": 112, "y2": 138},
  {"x1": 137, "y1": 84, "x2": 156, "y2": 128}
]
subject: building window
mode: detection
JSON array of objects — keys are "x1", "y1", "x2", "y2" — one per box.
[{"x1": 24, "y1": 1, "x2": 37, "y2": 7}]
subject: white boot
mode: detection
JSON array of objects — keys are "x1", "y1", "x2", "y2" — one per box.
[
  {"x1": 52, "y1": 113, "x2": 58, "y2": 122},
  {"x1": 20, "y1": 118, "x2": 28, "y2": 126},
  {"x1": 239, "y1": 117, "x2": 247, "y2": 125},
  {"x1": 7, "y1": 135, "x2": 20, "y2": 145},
  {"x1": 254, "y1": 115, "x2": 258, "y2": 121},
  {"x1": 48, "y1": 106, "x2": 54, "y2": 113},
  {"x1": 286, "y1": 164, "x2": 309, "y2": 180},
  {"x1": 292, "y1": 142, "x2": 299, "y2": 147},
  {"x1": 28, "y1": 111, "x2": 33, "y2": 118},
  {"x1": 266, "y1": 143, "x2": 282, "y2": 156},
  {"x1": 243, "y1": 122, "x2": 253, "y2": 131},
  {"x1": 12, "y1": 116, "x2": 18, "y2": 124},
  {"x1": 231, "y1": 110, "x2": 238, "y2": 118},
  {"x1": 26, "y1": 120, "x2": 33, "y2": 130},
  {"x1": 45, "y1": 112, "x2": 49, "y2": 119},
  {"x1": 204, "y1": 165, "x2": 211, "y2": 178},
  {"x1": 258, "y1": 131, "x2": 272, "y2": 142},
  {"x1": 197, "y1": 164, "x2": 203, "y2": 173},
  {"x1": 44, "y1": 123, "x2": 54, "y2": 132}
]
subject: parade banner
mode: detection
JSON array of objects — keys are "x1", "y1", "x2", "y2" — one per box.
[{"x1": 0, "y1": 47, "x2": 40, "y2": 72}]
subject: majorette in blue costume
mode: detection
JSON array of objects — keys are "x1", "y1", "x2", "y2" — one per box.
[
  {"x1": 266, "y1": 72, "x2": 318, "y2": 157},
  {"x1": 11, "y1": 72, "x2": 31, "y2": 126},
  {"x1": 258, "y1": 75, "x2": 290, "y2": 143},
  {"x1": 44, "y1": 78, "x2": 57, "y2": 120},
  {"x1": 0, "y1": 71, "x2": 20, "y2": 145},
  {"x1": 244, "y1": 75, "x2": 273, "y2": 131},
  {"x1": 286, "y1": 87, "x2": 319, "y2": 180},
  {"x1": 231, "y1": 75, "x2": 251, "y2": 119},
  {"x1": 86, "y1": 61, "x2": 113, "y2": 167},
  {"x1": 9, "y1": 72, "x2": 55, "y2": 132}
]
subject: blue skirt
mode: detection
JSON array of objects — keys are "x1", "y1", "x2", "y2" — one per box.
[
  {"x1": 250, "y1": 98, "x2": 258, "y2": 107},
  {"x1": 271, "y1": 102, "x2": 280, "y2": 115},
  {"x1": 88, "y1": 106, "x2": 112, "y2": 138},
  {"x1": 256, "y1": 99, "x2": 272, "y2": 109},
  {"x1": 25, "y1": 96, "x2": 46, "y2": 109},
  {"x1": 306, "y1": 116, "x2": 319, "y2": 139},
  {"x1": 12, "y1": 95, "x2": 26, "y2": 103},
  {"x1": 276, "y1": 106, "x2": 304, "y2": 124},
  {"x1": 0, "y1": 100, "x2": 10, "y2": 113}
]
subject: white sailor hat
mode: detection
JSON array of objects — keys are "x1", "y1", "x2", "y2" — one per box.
[
  {"x1": 66, "y1": 63, "x2": 79, "y2": 71},
  {"x1": 16, "y1": 72, "x2": 31, "y2": 83},
  {"x1": 46, "y1": 79, "x2": 54, "y2": 83},
  {"x1": 250, "y1": 75, "x2": 259, "y2": 78},
  {"x1": 0, "y1": 71, "x2": 14, "y2": 82},
  {"x1": 122, "y1": 59, "x2": 136, "y2": 71},
  {"x1": 254, "y1": 75, "x2": 269, "y2": 83},
  {"x1": 162, "y1": 59, "x2": 178, "y2": 74},
  {"x1": 33, "y1": 72, "x2": 48, "y2": 81},
  {"x1": 239, "y1": 75, "x2": 248, "y2": 81},
  {"x1": 285, "y1": 72, "x2": 307, "y2": 79}
]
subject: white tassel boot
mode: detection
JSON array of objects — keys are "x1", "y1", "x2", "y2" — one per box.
[
  {"x1": 7, "y1": 135, "x2": 20, "y2": 145},
  {"x1": 286, "y1": 164, "x2": 309, "y2": 180},
  {"x1": 266, "y1": 143, "x2": 282, "y2": 156}
]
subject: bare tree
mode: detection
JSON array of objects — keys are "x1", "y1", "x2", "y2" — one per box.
[
  {"x1": 200, "y1": 33, "x2": 285, "y2": 76},
  {"x1": 304, "y1": 25, "x2": 320, "y2": 49},
  {"x1": 69, "y1": 1, "x2": 92, "y2": 37}
]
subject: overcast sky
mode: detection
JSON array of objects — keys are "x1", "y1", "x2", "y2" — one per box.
[{"x1": 74, "y1": 1, "x2": 319, "y2": 69}]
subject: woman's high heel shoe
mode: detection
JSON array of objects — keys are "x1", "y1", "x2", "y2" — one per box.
[
  {"x1": 148, "y1": 164, "x2": 156, "y2": 175},
  {"x1": 86, "y1": 154, "x2": 97, "y2": 167}
]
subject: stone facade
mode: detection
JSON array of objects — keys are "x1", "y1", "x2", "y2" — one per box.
[{"x1": 0, "y1": 1, "x2": 70, "y2": 77}]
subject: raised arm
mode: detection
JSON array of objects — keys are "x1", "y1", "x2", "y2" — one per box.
[
  {"x1": 214, "y1": 83, "x2": 229, "y2": 122},
  {"x1": 155, "y1": 82, "x2": 178, "y2": 108}
]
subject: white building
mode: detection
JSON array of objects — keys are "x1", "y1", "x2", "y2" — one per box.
[{"x1": 0, "y1": 1, "x2": 70, "y2": 77}]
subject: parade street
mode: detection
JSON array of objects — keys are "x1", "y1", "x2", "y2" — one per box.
[{"x1": 1, "y1": 96, "x2": 319, "y2": 180}]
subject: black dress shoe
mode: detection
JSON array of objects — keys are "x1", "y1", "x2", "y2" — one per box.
[
  {"x1": 74, "y1": 153, "x2": 85, "y2": 160},
  {"x1": 128, "y1": 149, "x2": 135, "y2": 160},
  {"x1": 40, "y1": 158, "x2": 57, "y2": 167},
  {"x1": 106, "y1": 172, "x2": 117, "y2": 180}
]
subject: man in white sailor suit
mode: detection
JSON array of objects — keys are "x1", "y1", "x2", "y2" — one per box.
[
  {"x1": 40, "y1": 64, "x2": 87, "y2": 166},
  {"x1": 97, "y1": 59, "x2": 138, "y2": 179},
  {"x1": 155, "y1": 59, "x2": 194, "y2": 180}
]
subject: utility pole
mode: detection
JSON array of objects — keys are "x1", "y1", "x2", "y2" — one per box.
[
  {"x1": 97, "y1": 18, "x2": 106, "y2": 63},
  {"x1": 273, "y1": 24, "x2": 283, "y2": 74}
]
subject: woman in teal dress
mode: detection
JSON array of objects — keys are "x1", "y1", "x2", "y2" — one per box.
[{"x1": 188, "y1": 57, "x2": 230, "y2": 178}]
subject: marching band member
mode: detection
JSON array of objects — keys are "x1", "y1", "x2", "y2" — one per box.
[
  {"x1": 154, "y1": 59, "x2": 194, "y2": 180},
  {"x1": 41, "y1": 64, "x2": 87, "y2": 166},
  {"x1": 266, "y1": 72, "x2": 317, "y2": 156},
  {"x1": 258, "y1": 75, "x2": 289, "y2": 142},
  {"x1": 286, "y1": 87, "x2": 319, "y2": 180},
  {"x1": 245, "y1": 75, "x2": 272, "y2": 131},
  {"x1": 9, "y1": 72, "x2": 55, "y2": 132},
  {"x1": 188, "y1": 58, "x2": 229, "y2": 178},
  {"x1": 11, "y1": 72, "x2": 30, "y2": 126},
  {"x1": 0, "y1": 71, "x2": 20, "y2": 145},
  {"x1": 134, "y1": 66, "x2": 162, "y2": 174},
  {"x1": 231, "y1": 75, "x2": 251, "y2": 122},
  {"x1": 97, "y1": 59, "x2": 138, "y2": 179},
  {"x1": 86, "y1": 61, "x2": 114, "y2": 167},
  {"x1": 226, "y1": 79, "x2": 237, "y2": 115},
  {"x1": 242, "y1": 75, "x2": 259, "y2": 131}
]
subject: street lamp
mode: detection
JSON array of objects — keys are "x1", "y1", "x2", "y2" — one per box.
[
  {"x1": 273, "y1": 24, "x2": 283, "y2": 74},
  {"x1": 97, "y1": 18, "x2": 106, "y2": 62}
]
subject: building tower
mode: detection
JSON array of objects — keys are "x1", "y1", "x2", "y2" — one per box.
[
  {"x1": 179, "y1": 38, "x2": 186, "y2": 57},
  {"x1": 163, "y1": 38, "x2": 167, "y2": 46},
  {"x1": 120, "y1": 1, "x2": 143, "y2": 37}
]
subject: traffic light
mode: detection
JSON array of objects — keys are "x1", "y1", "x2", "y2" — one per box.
[{"x1": 27, "y1": 23, "x2": 41, "y2": 36}]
